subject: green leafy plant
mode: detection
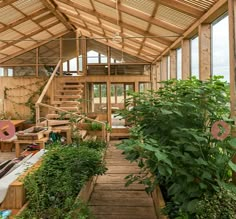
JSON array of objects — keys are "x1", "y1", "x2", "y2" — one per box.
[
  {"x1": 18, "y1": 142, "x2": 106, "y2": 218},
  {"x1": 117, "y1": 76, "x2": 236, "y2": 217}
]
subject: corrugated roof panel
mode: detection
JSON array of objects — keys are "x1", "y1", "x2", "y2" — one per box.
[
  {"x1": 13, "y1": 20, "x2": 41, "y2": 35},
  {"x1": 122, "y1": 0, "x2": 155, "y2": 16},
  {"x1": 0, "y1": 54, "x2": 7, "y2": 59},
  {"x1": 145, "y1": 38, "x2": 167, "y2": 50},
  {"x1": 86, "y1": 24, "x2": 104, "y2": 34},
  {"x1": 121, "y1": 13, "x2": 149, "y2": 30},
  {"x1": 12, "y1": 0, "x2": 45, "y2": 15},
  {"x1": 156, "y1": 5, "x2": 196, "y2": 29},
  {"x1": 1, "y1": 46, "x2": 22, "y2": 55},
  {"x1": 123, "y1": 46, "x2": 138, "y2": 54},
  {"x1": 149, "y1": 25, "x2": 178, "y2": 41},
  {"x1": 122, "y1": 28, "x2": 144, "y2": 42},
  {"x1": 31, "y1": 31, "x2": 52, "y2": 40},
  {"x1": 0, "y1": 30, "x2": 23, "y2": 41},
  {"x1": 0, "y1": 42, "x2": 7, "y2": 48},
  {"x1": 40, "y1": 17, "x2": 58, "y2": 27},
  {"x1": 69, "y1": 17, "x2": 86, "y2": 27},
  {"x1": 142, "y1": 46, "x2": 158, "y2": 55},
  {"x1": 14, "y1": 39, "x2": 37, "y2": 49},
  {"x1": 124, "y1": 39, "x2": 140, "y2": 49},
  {"x1": 94, "y1": 1, "x2": 117, "y2": 19},
  {"x1": 79, "y1": 11, "x2": 100, "y2": 24},
  {"x1": 0, "y1": 5, "x2": 24, "y2": 25},
  {"x1": 47, "y1": 23, "x2": 67, "y2": 35},
  {"x1": 70, "y1": 0, "x2": 93, "y2": 9},
  {"x1": 182, "y1": 0, "x2": 217, "y2": 10},
  {"x1": 100, "y1": 19, "x2": 121, "y2": 32},
  {"x1": 33, "y1": 11, "x2": 51, "y2": 20},
  {"x1": 56, "y1": 1, "x2": 77, "y2": 14}
]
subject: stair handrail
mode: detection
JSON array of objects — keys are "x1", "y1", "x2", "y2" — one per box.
[
  {"x1": 35, "y1": 60, "x2": 61, "y2": 123},
  {"x1": 37, "y1": 103, "x2": 107, "y2": 141}
]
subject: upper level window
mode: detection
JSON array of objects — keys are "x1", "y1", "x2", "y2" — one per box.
[
  {"x1": 177, "y1": 48, "x2": 182, "y2": 80},
  {"x1": 190, "y1": 36, "x2": 199, "y2": 78},
  {"x1": 87, "y1": 50, "x2": 99, "y2": 64},
  {"x1": 212, "y1": 14, "x2": 229, "y2": 82},
  {"x1": 0, "y1": 68, "x2": 3, "y2": 76}
]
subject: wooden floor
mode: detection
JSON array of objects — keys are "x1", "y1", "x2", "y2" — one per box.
[{"x1": 89, "y1": 140, "x2": 157, "y2": 219}]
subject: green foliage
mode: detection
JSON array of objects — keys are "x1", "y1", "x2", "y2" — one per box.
[
  {"x1": 18, "y1": 143, "x2": 106, "y2": 219},
  {"x1": 195, "y1": 188, "x2": 236, "y2": 219},
  {"x1": 89, "y1": 122, "x2": 103, "y2": 131},
  {"x1": 117, "y1": 76, "x2": 236, "y2": 217},
  {"x1": 80, "y1": 139, "x2": 107, "y2": 151}
]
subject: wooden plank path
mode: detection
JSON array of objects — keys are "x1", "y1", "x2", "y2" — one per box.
[{"x1": 89, "y1": 141, "x2": 157, "y2": 219}]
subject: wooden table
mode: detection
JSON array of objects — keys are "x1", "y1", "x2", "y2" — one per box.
[
  {"x1": 0, "y1": 120, "x2": 25, "y2": 131},
  {"x1": 14, "y1": 137, "x2": 48, "y2": 157}
]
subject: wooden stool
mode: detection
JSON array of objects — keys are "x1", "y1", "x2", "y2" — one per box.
[
  {"x1": 52, "y1": 126, "x2": 72, "y2": 144},
  {"x1": 14, "y1": 137, "x2": 48, "y2": 157}
]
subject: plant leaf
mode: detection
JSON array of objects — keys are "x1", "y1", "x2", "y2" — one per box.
[{"x1": 228, "y1": 160, "x2": 236, "y2": 171}]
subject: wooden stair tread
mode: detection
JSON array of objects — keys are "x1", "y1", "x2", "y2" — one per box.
[{"x1": 54, "y1": 95, "x2": 82, "y2": 98}]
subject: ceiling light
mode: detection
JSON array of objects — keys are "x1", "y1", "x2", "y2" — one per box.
[{"x1": 112, "y1": 32, "x2": 122, "y2": 43}]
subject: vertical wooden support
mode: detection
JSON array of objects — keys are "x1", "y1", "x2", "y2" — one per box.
[
  {"x1": 151, "y1": 64, "x2": 157, "y2": 90},
  {"x1": 199, "y1": 24, "x2": 211, "y2": 81},
  {"x1": 107, "y1": 81, "x2": 111, "y2": 125},
  {"x1": 59, "y1": 37, "x2": 63, "y2": 76},
  {"x1": 76, "y1": 32, "x2": 80, "y2": 75},
  {"x1": 156, "y1": 62, "x2": 161, "y2": 89},
  {"x1": 170, "y1": 50, "x2": 177, "y2": 79},
  {"x1": 108, "y1": 46, "x2": 111, "y2": 75},
  {"x1": 161, "y1": 56, "x2": 168, "y2": 81},
  {"x1": 228, "y1": 0, "x2": 236, "y2": 184},
  {"x1": 82, "y1": 37, "x2": 87, "y2": 75},
  {"x1": 36, "y1": 48, "x2": 39, "y2": 77},
  {"x1": 84, "y1": 82, "x2": 88, "y2": 113},
  {"x1": 182, "y1": 39, "x2": 190, "y2": 79},
  {"x1": 134, "y1": 81, "x2": 139, "y2": 93}
]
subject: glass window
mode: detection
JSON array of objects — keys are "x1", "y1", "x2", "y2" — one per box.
[
  {"x1": 63, "y1": 62, "x2": 68, "y2": 71},
  {"x1": 177, "y1": 48, "x2": 182, "y2": 80},
  {"x1": 87, "y1": 50, "x2": 99, "y2": 64},
  {"x1": 0, "y1": 68, "x2": 3, "y2": 76},
  {"x1": 190, "y1": 36, "x2": 199, "y2": 78},
  {"x1": 167, "y1": 56, "x2": 170, "y2": 80},
  {"x1": 69, "y1": 58, "x2": 77, "y2": 71},
  {"x1": 212, "y1": 14, "x2": 229, "y2": 82}
]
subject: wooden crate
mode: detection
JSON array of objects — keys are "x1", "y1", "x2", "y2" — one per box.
[
  {"x1": 16, "y1": 126, "x2": 46, "y2": 140},
  {"x1": 0, "y1": 141, "x2": 13, "y2": 152}
]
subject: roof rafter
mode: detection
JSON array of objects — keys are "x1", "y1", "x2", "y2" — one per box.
[
  {"x1": 94, "y1": 0, "x2": 183, "y2": 34},
  {"x1": 56, "y1": 0, "x2": 172, "y2": 46},
  {"x1": 0, "y1": 20, "x2": 61, "y2": 51},
  {"x1": 158, "y1": 0, "x2": 204, "y2": 18},
  {"x1": 0, "y1": 30, "x2": 70, "y2": 64},
  {"x1": 41, "y1": 0, "x2": 75, "y2": 31},
  {"x1": 0, "y1": 0, "x2": 17, "y2": 7}
]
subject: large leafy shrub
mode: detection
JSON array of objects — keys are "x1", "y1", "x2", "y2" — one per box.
[
  {"x1": 117, "y1": 77, "x2": 236, "y2": 218},
  {"x1": 18, "y1": 143, "x2": 106, "y2": 219}
]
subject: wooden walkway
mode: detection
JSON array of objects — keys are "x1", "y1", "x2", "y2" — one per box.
[{"x1": 89, "y1": 140, "x2": 157, "y2": 219}]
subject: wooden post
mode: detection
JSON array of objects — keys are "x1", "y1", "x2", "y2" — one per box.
[
  {"x1": 59, "y1": 37, "x2": 63, "y2": 76},
  {"x1": 76, "y1": 32, "x2": 80, "y2": 75},
  {"x1": 199, "y1": 24, "x2": 211, "y2": 81},
  {"x1": 161, "y1": 56, "x2": 168, "y2": 81},
  {"x1": 82, "y1": 37, "x2": 87, "y2": 75},
  {"x1": 151, "y1": 64, "x2": 157, "y2": 90},
  {"x1": 182, "y1": 39, "x2": 190, "y2": 79},
  {"x1": 134, "y1": 81, "x2": 139, "y2": 93},
  {"x1": 107, "y1": 81, "x2": 111, "y2": 126},
  {"x1": 228, "y1": 0, "x2": 236, "y2": 184},
  {"x1": 108, "y1": 46, "x2": 111, "y2": 75},
  {"x1": 170, "y1": 50, "x2": 177, "y2": 79},
  {"x1": 36, "y1": 48, "x2": 39, "y2": 77},
  {"x1": 156, "y1": 62, "x2": 161, "y2": 89}
]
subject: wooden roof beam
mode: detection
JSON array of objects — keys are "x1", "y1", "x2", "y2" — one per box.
[
  {"x1": 41, "y1": 0, "x2": 75, "y2": 31},
  {"x1": 0, "y1": 31, "x2": 70, "y2": 64},
  {"x1": 0, "y1": 20, "x2": 61, "y2": 51},
  {"x1": 158, "y1": 0, "x2": 204, "y2": 18},
  {"x1": 0, "y1": 0, "x2": 17, "y2": 7},
  {"x1": 81, "y1": 31, "x2": 152, "y2": 62},
  {"x1": 56, "y1": 0, "x2": 172, "y2": 46},
  {"x1": 94, "y1": 0, "x2": 183, "y2": 34},
  {"x1": 152, "y1": 0, "x2": 227, "y2": 63}
]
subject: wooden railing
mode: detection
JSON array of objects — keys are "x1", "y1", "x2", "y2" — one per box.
[
  {"x1": 35, "y1": 60, "x2": 107, "y2": 141},
  {"x1": 35, "y1": 60, "x2": 61, "y2": 122},
  {"x1": 37, "y1": 103, "x2": 107, "y2": 141}
]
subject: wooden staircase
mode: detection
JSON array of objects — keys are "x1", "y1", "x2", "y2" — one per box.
[{"x1": 47, "y1": 80, "x2": 84, "y2": 120}]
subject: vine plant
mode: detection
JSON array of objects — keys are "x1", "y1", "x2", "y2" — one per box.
[{"x1": 3, "y1": 79, "x2": 47, "y2": 121}]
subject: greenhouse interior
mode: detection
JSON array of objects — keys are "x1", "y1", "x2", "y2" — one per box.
[{"x1": 0, "y1": 0, "x2": 236, "y2": 218}]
